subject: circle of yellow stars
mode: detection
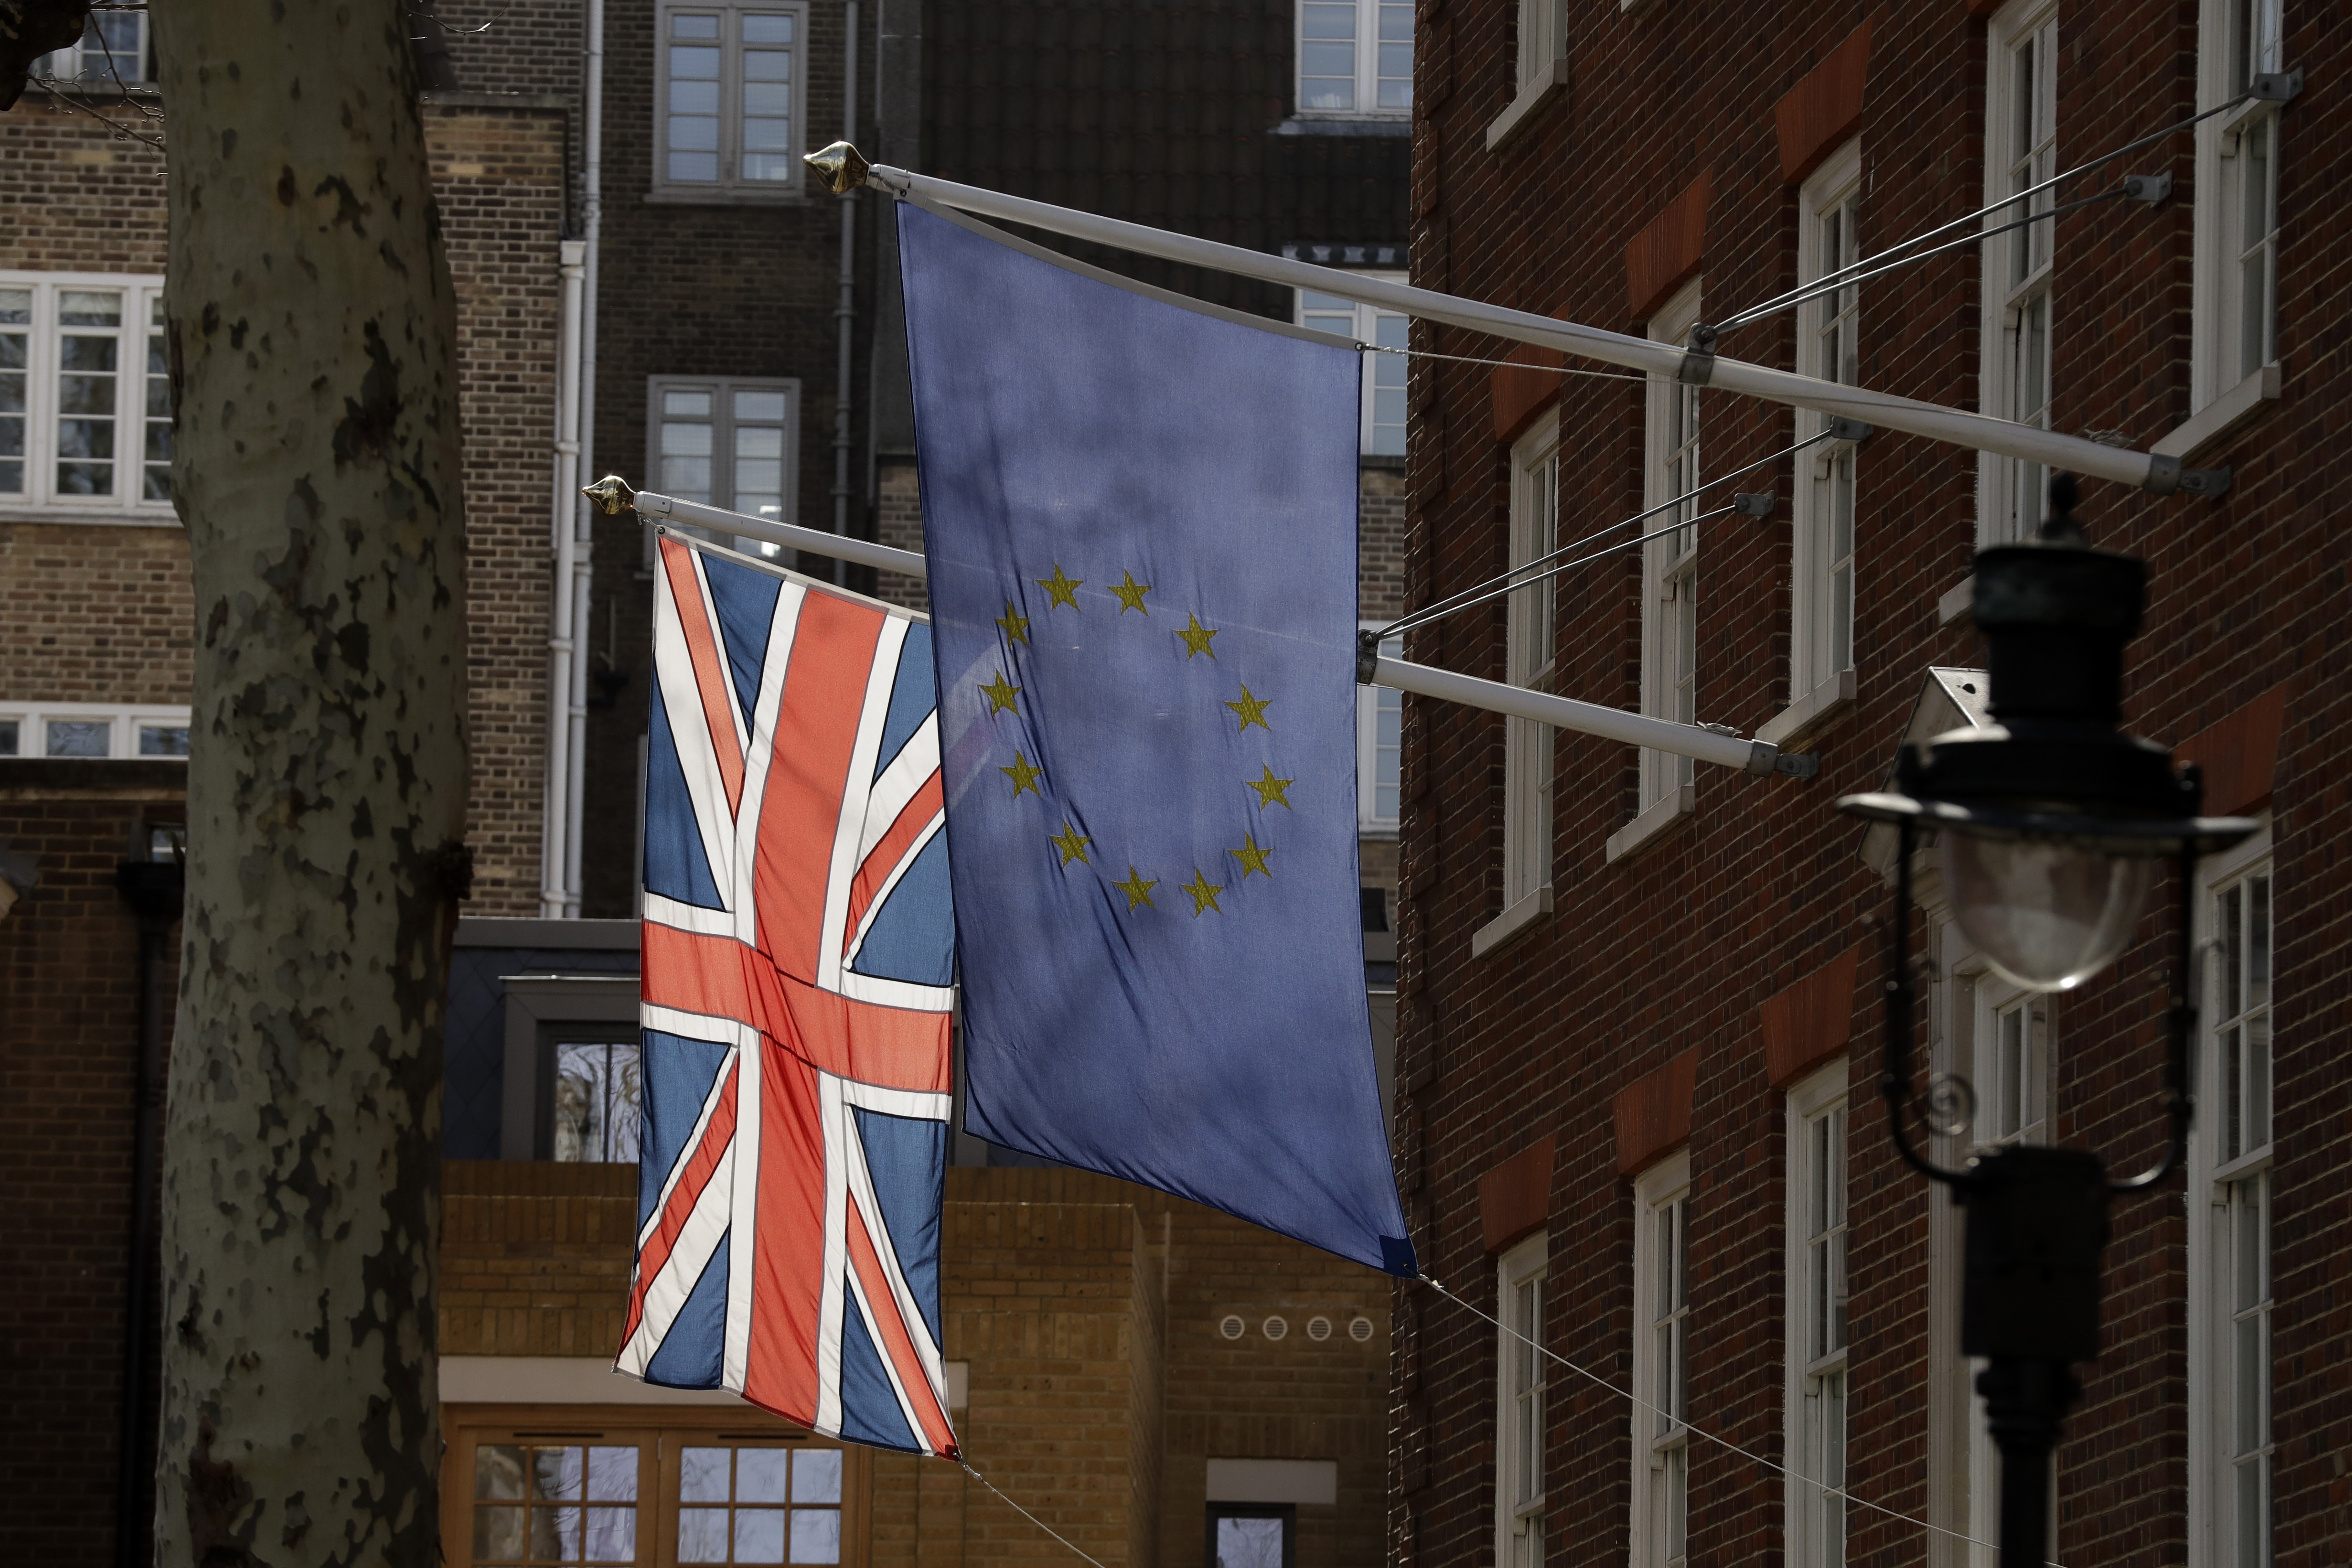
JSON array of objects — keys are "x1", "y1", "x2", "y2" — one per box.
[{"x1": 981, "y1": 562, "x2": 1297, "y2": 916}]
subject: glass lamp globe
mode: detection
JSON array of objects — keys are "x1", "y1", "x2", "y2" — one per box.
[{"x1": 1939, "y1": 829, "x2": 2154, "y2": 992}]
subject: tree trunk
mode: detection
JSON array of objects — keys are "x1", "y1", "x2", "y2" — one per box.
[{"x1": 149, "y1": 4, "x2": 469, "y2": 1563}]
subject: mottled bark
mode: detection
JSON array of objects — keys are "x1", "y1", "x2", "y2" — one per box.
[{"x1": 150, "y1": 5, "x2": 469, "y2": 1564}]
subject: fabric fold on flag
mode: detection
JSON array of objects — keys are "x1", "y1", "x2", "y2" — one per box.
[
  {"x1": 618, "y1": 532, "x2": 960, "y2": 1458},
  {"x1": 898, "y1": 199, "x2": 1417, "y2": 1278}
]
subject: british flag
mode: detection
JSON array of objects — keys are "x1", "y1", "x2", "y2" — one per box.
[{"x1": 615, "y1": 534, "x2": 959, "y2": 1459}]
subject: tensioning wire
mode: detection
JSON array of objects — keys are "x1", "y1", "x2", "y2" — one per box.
[
  {"x1": 1357, "y1": 340, "x2": 1648, "y2": 383},
  {"x1": 1376, "y1": 428, "x2": 1837, "y2": 645},
  {"x1": 1419, "y1": 1274, "x2": 2063, "y2": 1568},
  {"x1": 960, "y1": 1459, "x2": 1115, "y2": 1568}
]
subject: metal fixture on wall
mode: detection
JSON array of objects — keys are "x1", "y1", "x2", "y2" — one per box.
[{"x1": 1838, "y1": 476, "x2": 2256, "y2": 1568}]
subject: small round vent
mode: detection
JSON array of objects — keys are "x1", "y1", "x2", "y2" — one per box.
[
  {"x1": 1348, "y1": 1316, "x2": 1375, "y2": 1343},
  {"x1": 1261, "y1": 1315, "x2": 1289, "y2": 1341},
  {"x1": 1219, "y1": 1314, "x2": 1245, "y2": 1341},
  {"x1": 1307, "y1": 1315, "x2": 1333, "y2": 1341}
]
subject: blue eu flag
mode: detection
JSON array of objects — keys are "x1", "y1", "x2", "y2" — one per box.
[{"x1": 899, "y1": 202, "x2": 1415, "y2": 1277}]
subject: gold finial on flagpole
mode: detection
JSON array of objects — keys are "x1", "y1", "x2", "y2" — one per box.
[
  {"x1": 581, "y1": 475, "x2": 638, "y2": 516},
  {"x1": 804, "y1": 141, "x2": 870, "y2": 195}
]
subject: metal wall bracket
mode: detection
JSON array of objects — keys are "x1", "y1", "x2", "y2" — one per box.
[
  {"x1": 1732, "y1": 491, "x2": 1775, "y2": 518},
  {"x1": 1677, "y1": 323, "x2": 1719, "y2": 386},
  {"x1": 1827, "y1": 417, "x2": 1875, "y2": 444},
  {"x1": 2142, "y1": 455, "x2": 2233, "y2": 498},
  {"x1": 1356, "y1": 628, "x2": 1382, "y2": 685},
  {"x1": 2250, "y1": 68, "x2": 2304, "y2": 103},
  {"x1": 2123, "y1": 171, "x2": 2173, "y2": 204}
]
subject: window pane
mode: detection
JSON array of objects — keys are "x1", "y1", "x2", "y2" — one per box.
[
  {"x1": 0, "y1": 720, "x2": 17, "y2": 755},
  {"x1": 530, "y1": 1503, "x2": 581, "y2": 1563},
  {"x1": 1300, "y1": 3, "x2": 1356, "y2": 38},
  {"x1": 792, "y1": 1448, "x2": 842, "y2": 1503},
  {"x1": 680, "y1": 1447, "x2": 731, "y2": 1503},
  {"x1": 1216, "y1": 1519, "x2": 1286, "y2": 1568},
  {"x1": 672, "y1": 12, "x2": 721, "y2": 38},
  {"x1": 586, "y1": 1445, "x2": 638, "y2": 1502},
  {"x1": 532, "y1": 1445, "x2": 583, "y2": 1500},
  {"x1": 665, "y1": 389, "x2": 715, "y2": 418},
  {"x1": 475, "y1": 1505, "x2": 527, "y2": 1562},
  {"x1": 1301, "y1": 40, "x2": 1356, "y2": 76},
  {"x1": 1380, "y1": 3, "x2": 1412, "y2": 40},
  {"x1": 671, "y1": 116, "x2": 721, "y2": 152},
  {"x1": 670, "y1": 43, "x2": 721, "y2": 76},
  {"x1": 735, "y1": 1509, "x2": 787, "y2": 1564},
  {"x1": 47, "y1": 720, "x2": 109, "y2": 757},
  {"x1": 743, "y1": 80, "x2": 791, "y2": 116},
  {"x1": 738, "y1": 1447, "x2": 789, "y2": 1503},
  {"x1": 743, "y1": 47, "x2": 793, "y2": 79},
  {"x1": 743, "y1": 12, "x2": 795, "y2": 43},
  {"x1": 788, "y1": 1509, "x2": 842, "y2": 1565},
  {"x1": 678, "y1": 1507, "x2": 730, "y2": 1563},
  {"x1": 138, "y1": 724, "x2": 190, "y2": 756},
  {"x1": 736, "y1": 389, "x2": 789, "y2": 422},
  {"x1": 478, "y1": 1444, "x2": 527, "y2": 1500},
  {"x1": 584, "y1": 1506, "x2": 637, "y2": 1564},
  {"x1": 60, "y1": 289, "x2": 121, "y2": 327},
  {"x1": 670, "y1": 78, "x2": 720, "y2": 115}
]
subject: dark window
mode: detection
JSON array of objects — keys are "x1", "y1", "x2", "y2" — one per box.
[{"x1": 1206, "y1": 1504, "x2": 1295, "y2": 1568}]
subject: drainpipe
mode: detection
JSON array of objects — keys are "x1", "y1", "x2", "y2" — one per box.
[
  {"x1": 543, "y1": 237, "x2": 586, "y2": 917},
  {"x1": 113, "y1": 855, "x2": 182, "y2": 1568},
  {"x1": 830, "y1": 0, "x2": 859, "y2": 585},
  {"x1": 562, "y1": 0, "x2": 607, "y2": 918}
]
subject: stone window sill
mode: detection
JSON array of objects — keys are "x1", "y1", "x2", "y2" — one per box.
[
  {"x1": 1272, "y1": 115, "x2": 1411, "y2": 137},
  {"x1": 1604, "y1": 784, "x2": 1694, "y2": 865},
  {"x1": 1938, "y1": 575, "x2": 1973, "y2": 629},
  {"x1": 1756, "y1": 669, "x2": 1857, "y2": 749},
  {"x1": 1485, "y1": 63, "x2": 1569, "y2": 152},
  {"x1": 0, "y1": 507, "x2": 180, "y2": 530},
  {"x1": 2153, "y1": 364, "x2": 2281, "y2": 462},
  {"x1": 644, "y1": 186, "x2": 810, "y2": 207},
  {"x1": 1471, "y1": 885, "x2": 1553, "y2": 958}
]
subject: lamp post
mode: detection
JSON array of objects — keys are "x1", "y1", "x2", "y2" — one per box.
[{"x1": 1838, "y1": 477, "x2": 2256, "y2": 1568}]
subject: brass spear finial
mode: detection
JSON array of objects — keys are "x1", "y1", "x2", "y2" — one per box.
[
  {"x1": 581, "y1": 475, "x2": 637, "y2": 516},
  {"x1": 804, "y1": 141, "x2": 870, "y2": 195}
]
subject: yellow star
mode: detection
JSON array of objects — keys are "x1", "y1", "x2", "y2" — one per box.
[
  {"x1": 1114, "y1": 865, "x2": 1159, "y2": 911},
  {"x1": 1049, "y1": 820, "x2": 1093, "y2": 868},
  {"x1": 1174, "y1": 612, "x2": 1219, "y2": 659},
  {"x1": 1000, "y1": 751, "x2": 1044, "y2": 798},
  {"x1": 1035, "y1": 564, "x2": 1083, "y2": 609},
  {"x1": 980, "y1": 671, "x2": 1022, "y2": 715},
  {"x1": 1230, "y1": 834, "x2": 1273, "y2": 879},
  {"x1": 1180, "y1": 868, "x2": 1225, "y2": 916},
  {"x1": 1225, "y1": 683, "x2": 1272, "y2": 732},
  {"x1": 1245, "y1": 766, "x2": 1294, "y2": 810},
  {"x1": 997, "y1": 600, "x2": 1031, "y2": 646},
  {"x1": 1110, "y1": 571, "x2": 1152, "y2": 615}
]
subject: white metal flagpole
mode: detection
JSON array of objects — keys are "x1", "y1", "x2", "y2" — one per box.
[
  {"x1": 586, "y1": 480, "x2": 1804, "y2": 778},
  {"x1": 797, "y1": 145, "x2": 2224, "y2": 498}
]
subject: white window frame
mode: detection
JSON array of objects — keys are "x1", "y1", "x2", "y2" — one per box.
[
  {"x1": 1977, "y1": 0, "x2": 2059, "y2": 548},
  {"x1": 643, "y1": 375, "x2": 802, "y2": 565},
  {"x1": 1294, "y1": 0, "x2": 1413, "y2": 120},
  {"x1": 1496, "y1": 1231, "x2": 1548, "y2": 1568},
  {"x1": 1961, "y1": 966, "x2": 2054, "y2": 1568},
  {"x1": 2188, "y1": 823, "x2": 2274, "y2": 1568},
  {"x1": 35, "y1": 10, "x2": 153, "y2": 86},
  {"x1": 650, "y1": 1, "x2": 813, "y2": 200},
  {"x1": 1503, "y1": 411, "x2": 1559, "y2": 911},
  {"x1": 0, "y1": 271, "x2": 175, "y2": 522},
  {"x1": 1621, "y1": 281, "x2": 1702, "y2": 856},
  {"x1": 0, "y1": 700, "x2": 193, "y2": 760},
  {"x1": 1296, "y1": 280, "x2": 1409, "y2": 456},
  {"x1": 1357, "y1": 622, "x2": 1402, "y2": 834},
  {"x1": 1773, "y1": 141, "x2": 1863, "y2": 743},
  {"x1": 1630, "y1": 1150, "x2": 1693, "y2": 1568},
  {"x1": 1786, "y1": 1061, "x2": 1849, "y2": 1568},
  {"x1": 2191, "y1": 0, "x2": 2285, "y2": 413}
]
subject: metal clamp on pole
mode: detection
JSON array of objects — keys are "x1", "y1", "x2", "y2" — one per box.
[
  {"x1": 1732, "y1": 491, "x2": 1775, "y2": 518},
  {"x1": 2140, "y1": 454, "x2": 2232, "y2": 498},
  {"x1": 2123, "y1": 171, "x2": 2174, "y2": 204},
  {"x1": 1677, "y1": 322, "x2": 1719, "y2": 386}
]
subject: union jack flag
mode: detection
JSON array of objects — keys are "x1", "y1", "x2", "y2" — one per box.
[{"x1": 615, "y1": 534, "x2": 959, "y2": 1459}]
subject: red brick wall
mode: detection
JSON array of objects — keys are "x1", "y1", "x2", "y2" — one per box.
[
  {"x1": 1397, "y1": 6, "x2": 2350, "y2": 1568},
  {"x1": 0, "y1": 762, "x2": 185, "y2": 1566}
]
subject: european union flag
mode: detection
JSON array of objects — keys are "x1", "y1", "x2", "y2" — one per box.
[{"x1": 898, "y1": 202, "x2": 1414, "y2": 1277}]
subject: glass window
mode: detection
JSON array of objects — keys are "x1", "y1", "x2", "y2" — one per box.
[
  {"x1": 657, "y1": 5, "x2": 808, "y2": 194},
  {"x1": 0, "y1": 273, "x2": 172, "y2": 511},
  {"x1": 138, "y1": 722, "x2": 191, "y2": 757},
  {"x1": 471, "y1": 1442, "x2": 642, "y2": 1566},
  {"x1": 1296, "y1": 0, "x2": 1410, "y2": 117},
  {"x1": 1358, "y1": 628, "x2": 1403, "y2": 831},
  {"x1": 37, "y1": 11, "x2": 153, "y2": 86},
  {"x1": 1632, "y1": 1155, "x2": 1691, "y2": 1568},
  {"x1": 46, "y1": 718, "x2": 110, "y2": 757},
  {"x1": 1505, "y1": 419, "x2": 1558, "y2": 906},
  {"x1": 1982, "y1": 6, "x2": 2058, "y2": 546},
  {"x1": 0, "y1": 720, "x2": 17, "y2": 756},
  {"x1": 647, "y1": 377, "x2": 800, "y2": 561},
  {"x1": 1792, "y1": 146, "x2": 1861, "y2": 709},
  {"x1": 1295, "y1": 285, "x2": 1409, "y2": 455},
  {"x1": 1643, "y1": 286, "x2": 1702, "y2": 809},
  {"x1": 1208, "y1": 1504, "x2": 1294, "y2": 1568},
  {"x1": 549, "y1": 1036, "x2": 644, "y2": 1163},
  {"x1": 1496, "y1": 1234, "x2": 1547, "y2": 1568},
  {"x1": 1789, "y1": 1071, "x2": 1848, "y2": 1568},
  {"x1": 679, "y1": 1444, "x2": 842, "y2": 1564}
]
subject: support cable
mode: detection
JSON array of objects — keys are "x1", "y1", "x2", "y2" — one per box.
[
  {"x1": 1377, "y1": 428, "x2": 1841, "y2": 645},
  {"x1": 1358, "y1": 340, "x2": 1647, "y2": 383},
  {"x1": 959, "y1": 1459, "x2": 1114, "y2": 1568},
  {"x1": 1709, "y1": 88, "x2": 2282, "y2": 336},
  {"x1": 1418, "y1": 1274, "x2": 2059, "y2": 1568}
]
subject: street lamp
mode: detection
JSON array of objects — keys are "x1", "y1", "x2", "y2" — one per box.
[{"x1": 1838, "y1": 476, "x2": 2256, "y2": 1568}]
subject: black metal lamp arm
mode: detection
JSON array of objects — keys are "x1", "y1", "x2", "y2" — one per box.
[
  {"x1": 2108, "y1": 840, "x2": 2199, "y2": 1192},
  {"x1": 1883, "y1": 819, "x2": 1979, "y2": 1189}
]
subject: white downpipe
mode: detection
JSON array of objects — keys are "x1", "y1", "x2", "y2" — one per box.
[
  {"x1": 629, "y1": 491, "x2": 1784, "y2": 775},
  {"x1": 829, "y1": 1, "x2": 859, "y2": 584},
  {"x1": 562, "y1": 0, "x2": 607, "y2": 919},
  {"x1": 541, "y1": 238, "x2": 588, "y2": 916},
  {"x1": 863, "y1": 165, "x2": 2175, "y2": 492}
]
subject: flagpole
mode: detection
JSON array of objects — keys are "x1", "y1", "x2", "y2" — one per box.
[
  {"x1": 797, "y1": 145, "x2": 2223, "y2": 499},
  {"x1": 585, "y1": 478, "x2": 1808, "y2": 777}
]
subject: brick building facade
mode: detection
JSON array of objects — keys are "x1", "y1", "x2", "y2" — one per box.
[{"x1": 1393, "y1": 10, "x2": 2344, "y2": 1568}]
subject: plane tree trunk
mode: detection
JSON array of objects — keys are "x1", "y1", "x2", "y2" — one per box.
[{"x1": 149, "y1": 4, "x2": 469, "y2": 1562}]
